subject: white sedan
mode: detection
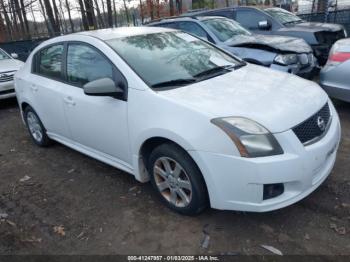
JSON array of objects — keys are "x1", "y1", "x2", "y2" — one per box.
[
  {"x1": 14, "y1": 27, "x2": 341, "y2": 215},
  {"x1": 0, "y1": 48, "x2": 24, "y2": 100}
]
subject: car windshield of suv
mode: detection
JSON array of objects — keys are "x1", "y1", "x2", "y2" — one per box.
[
  {"x1": 0, "y1": 49, "x2": 11, "y2": 60},
  {"x1": 265, "y1": 8, "x2": 303, "y2": 25},
  {"x1": 106, "y1": 31, "x2": 243, "y2": 88},
  {"x1": 203, "y1": 18, "x2": 252, "y2": 42}
]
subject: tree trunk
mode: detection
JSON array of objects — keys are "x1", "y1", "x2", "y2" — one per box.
[
  {"x1": 10, "y1": 0, "x2": 20, "y2": 39},
  {"x1": 65, "y1": 0, "x2": 75, "y2": 32},
  {"x1": 78, "y1": 0, "x2": 88, "y2": 30},
  {"x1": 59, "y1": 0, "x2": 68, "y2": 33},
  {"x1": 156, "y1": 0, "x2": 160, "y2": 18},
  {"x1": 84, "y1": 0, "x2": 96, "y2": 29},
  {"x1": 30, "y1": 3, "x2": 39, "y2": 36},
  {"x1": 106, "y1": 0, "x2": 113, "y2": 27},
  {"x1": 113, "y1": 0, "x2": 118, "y2": 27},
  {"x1": 19, "y1": 0, "x2": 29, "y2": 35},
  {"x1": 0, "y1": 12, "x2": 7, "y2": 42},
  {"x1": 123, "y1": 0, "x2": 130, "y2": 25},
  {"x1": 38, "y1": 0, "x2": 50, "y2": 36},
  {"x1": 139, "y1": 0, "x2": 144, "y2": 23},
  {"x1": 13, "y1": 0, "x2": 26, "y2": 38},
  {"x1": 0, "y1": 0, "x2": 13, "y2": 40},
  {"x1": 169, "y1": 0, "x2": 174, "y2": 16},
  {"x1": 94, "y1": 0, "x2": 105, "y2": 28},
  {"x1": 43, "y1": 0, "x2": 60, "y2": 35},
  {"x1": 51, "y1": 0, "x2": 62, "y2": 33}
]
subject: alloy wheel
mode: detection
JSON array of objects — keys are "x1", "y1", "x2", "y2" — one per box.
[{"x1": 153, "y1": 157, "x2": 192, "y2": 207}]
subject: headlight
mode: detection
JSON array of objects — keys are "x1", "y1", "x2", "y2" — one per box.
[
  {"x1": 344, "y1": 29, "x2": 348, "y2": 38},
  {"x1": 211, "y1": 117, "x2": 283, "y2": 158},
  {"x1": 274, "y1": 54, "x2": 298, "y2": 65}
]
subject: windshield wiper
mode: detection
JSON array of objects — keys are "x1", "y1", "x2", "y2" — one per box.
[
  {"x1": 284, "y1": 20, "x2": 303, "y2": 25},
  {"x1": 151, "y1": 78, "x2": 197, "y2": 88},
  {"x1": 193, "y1": 65, "x2": 234, "y2": 78}
]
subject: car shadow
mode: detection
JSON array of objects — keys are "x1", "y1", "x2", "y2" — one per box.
[{"x1": 0, "y1": 97, "x2": 18, "y2": 110}]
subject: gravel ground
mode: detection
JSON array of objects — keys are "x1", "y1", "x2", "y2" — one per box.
[{"x1": 0, "y1": 98, "x2": 349, "y2": 255}]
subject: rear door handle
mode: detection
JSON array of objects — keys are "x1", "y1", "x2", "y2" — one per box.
[{"x1": 64, "y1": 96, "x2": 76, "y2": 106}]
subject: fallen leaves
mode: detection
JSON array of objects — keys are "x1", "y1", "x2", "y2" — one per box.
[
  {"x1": 53, "y1": 225, "x2": 66, "y2": 236},
  {"x1": 330, "y1": 223, "x2": 346, "y2": 235},
  {"x1": 260, "y1": 245, "x2": 283, "y2": 256},
  {"x1": 19, "y1": 175, "x2": 31, "y2": 182}
]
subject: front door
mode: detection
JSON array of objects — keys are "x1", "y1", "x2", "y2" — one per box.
[{"x1": 62, "y1": 43, "x2": 131, "y2": 165}]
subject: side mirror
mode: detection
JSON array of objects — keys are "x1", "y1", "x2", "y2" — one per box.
[
  {"x1": 258, "y1": 20, "x2": 271, "y2": 30},
  {"x1": 83, "y1": 78, "x2": 124, "y2": 97},
  {"x1": 11, "y1": 53, "x2": 18, "y2": 59}
]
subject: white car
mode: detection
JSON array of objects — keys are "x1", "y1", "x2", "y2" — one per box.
[
  {"x1": 0, "y1": 48, "x2": 24, "y2": 100},
  {"x1": 14, "y1": 27, "x2": 341, "y2": 215}
]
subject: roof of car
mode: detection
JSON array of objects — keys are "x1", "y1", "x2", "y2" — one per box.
[
  {"x1": 181, "y1": 5, "x2": 261, "y2": 16},
  {"x1": 147, "y1": 15, "x2": 228, "y2": 25},
  {"x1": 74, "y1": 26, "x2": 176, "y2": 40}
]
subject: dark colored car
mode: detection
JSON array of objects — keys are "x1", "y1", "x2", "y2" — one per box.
[
  {"x1": 147, "y1": 16, "x2": 317, "y2": 78},
  {"x1": 184, "y1": 6, "x2": 347, "y2": 65}
]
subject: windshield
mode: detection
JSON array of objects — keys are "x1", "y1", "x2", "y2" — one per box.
[
  {"x1": 106, "y1": 31, "x2": 242, "y2": 88},
  {"x1": 0, "y1": 49, "x2": 11, "y2": 60},
  {"x1": 203, "y1": 18, "x2": 251, "y2": 42},
  {"x1": 265, "y1": 8, "x2": 303, "y2": 25}
]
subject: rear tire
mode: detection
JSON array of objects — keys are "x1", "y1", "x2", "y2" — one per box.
[
  {"x1": 24, "y1": 106, "x2": 52, "y2": 147},
  {"x1": 147, "y1": 143, "x2": 208, "y2": 215}
]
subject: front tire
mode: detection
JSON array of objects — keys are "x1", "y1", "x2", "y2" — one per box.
[
  {"x1": 147, "y1": 143, "x2": 208, "y2": 215},
  {"x1": 24, "y1": 106, "x2": 52, "y2": 147}
]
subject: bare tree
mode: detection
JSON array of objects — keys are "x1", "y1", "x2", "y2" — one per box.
[
  {"x1": 123, "y1": 0, "x2": 130, "y2": 25},
  {"x1": 113, "y1": 0, "x2": 117, "y2": 26},
  {"x1": 0, "y1": 0, "x2": 13, "y2": 40},
  {"x1": 93, "y1": 0, "x2": 105, "y2": 28},
  {"x1": 169, "y1": 0, "x2": 174, "y2": 16},
  {"x1": 106, "y1": 0, "x2": 113, "y2": 27},
  {"x1": 83, "y1": 0, "x2": 96, "y2": 29},
  {"x1": 65, "y1": 0, "x2": 74, "y2": 32},
  {"x1": 139, "y1": 0, "x2": 144, "y2": 23},
  {"x1": 43, "y1": 0, "x2": 60, "y2": 35},
  {"x1": 77, "y1": 0, "x2": 88, "y2": 30}
]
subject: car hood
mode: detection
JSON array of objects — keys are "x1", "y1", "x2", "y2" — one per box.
[
  {"x1": 225, "y1": 34, "x2": 312, "y2": 53},
  {"x1": 0, "y1": 59, "x2": 24, "y2": 72},
  {"x1": 280, "y1": 22, "x2": 344, "y2": 33},
  {"x1": 159, "y1": 64, "x2": 328, "y2": 133}
]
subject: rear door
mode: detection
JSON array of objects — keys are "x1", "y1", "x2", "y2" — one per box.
[{"x1": 28, "y1": 43, "x2": 71, "y2": 138}]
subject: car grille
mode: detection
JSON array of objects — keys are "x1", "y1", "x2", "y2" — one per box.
[
  {"x1": 0, "y1": 71, "x2": 15, "y2": 82},
  {"x1": 292, "y1": 103, "x2": 331, "y2": 145}
]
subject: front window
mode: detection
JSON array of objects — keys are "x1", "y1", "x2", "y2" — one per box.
[
  {"x1": 106, "y1": 31, "x2": 243, "y2": 88},
  {"x1": 67, "y1": 44, "x2": 113, "y2": 86},
  {"x1": 0, "y1": 49, "x2": 11, "y2": 60},
  {"x1": 265, "y1": 8, "x2": 303, "y2": 25},
  {"x1": 203, "y1": 18, "x2": 251, "y2": 42}
]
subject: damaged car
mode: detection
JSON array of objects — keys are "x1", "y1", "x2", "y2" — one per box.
[
  {"x1": 186, "y1": 7, "x2": 347, "y2": 65},
  {"x1": 147, "y1": 16, "x2": 317, "y2": 78}
]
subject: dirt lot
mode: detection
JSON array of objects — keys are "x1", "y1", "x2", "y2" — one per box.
[{"x1": 0, "y1": 98, "x2": 349, "y2": 255}]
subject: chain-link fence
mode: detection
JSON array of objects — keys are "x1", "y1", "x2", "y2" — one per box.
[{"x1": 296, "y1": 0, "x2": 350, "y2": 34}]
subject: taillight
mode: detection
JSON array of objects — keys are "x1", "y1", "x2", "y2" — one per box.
[{"x1": 328, "y1": 52, "x2": 350, "y2": 64}]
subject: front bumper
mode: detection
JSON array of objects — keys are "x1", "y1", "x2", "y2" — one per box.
[
  {"x1": 0, "y1": 80, "x2": 16, "y2": 100},
  {"x1": 189, "y1": 104, "x2": 341, "y2": 212}
]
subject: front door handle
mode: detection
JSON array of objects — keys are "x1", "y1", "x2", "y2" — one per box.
[
  {"x1": 64, "y1": 96, "x2": 76, "y2": 106},
  {"x1": 31, "y1": 84, "x2": 38, "y2": 92}
]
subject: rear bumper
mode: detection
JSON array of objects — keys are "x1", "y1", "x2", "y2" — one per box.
[
  {"x1": 320, "y1": 62, "x2": 350, "y2": 102},
  {"x1": 189, "y1": 104, "x2": 341, "y2": 212},
  {"x1": 0, "y1": 81, "x2": 16, "y2": 100}
]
